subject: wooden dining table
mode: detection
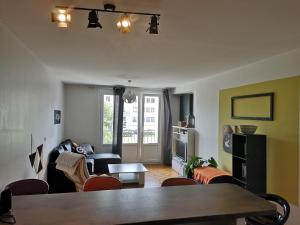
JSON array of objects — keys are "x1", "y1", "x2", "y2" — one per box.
[{"x1": 5, "y1": 183, "x2": 276, "y2": 225}]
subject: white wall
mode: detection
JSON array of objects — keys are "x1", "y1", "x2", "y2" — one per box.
[
  {"x1": 64, "y1": 84, "x2": 101, "y2": 149},
  {"x1": 64, "y1": 85, "x2": 164, "y2": 160},
  {"x1": 0, "y1": 23, "x2": 64, "y2": 189},
  {"x1": 175, "y1": 48, "x2": 300, "y2": 225}
]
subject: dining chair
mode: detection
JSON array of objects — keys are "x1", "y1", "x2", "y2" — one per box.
[
  {"x1": 83, "y1": 176, "x2": 122, "y2": 192},
  {"x1": 5, "y1": 179, "x2": 49, "y2": 196},
  {"x1": 245, "y1": 193, "x2": 290, "y2": 225},
  {"x1": 161, "y1": 177, "x2": 197, "y2": 187}
]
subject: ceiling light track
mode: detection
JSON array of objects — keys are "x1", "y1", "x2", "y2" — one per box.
[
  {"x1": 55, "y1": 6, "x2": 160, "y2": 17},
  {"x1": 52, "y1": 4, "x2": 160, "y2": 34}
]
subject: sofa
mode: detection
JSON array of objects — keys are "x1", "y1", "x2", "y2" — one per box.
[{"x1": 47, "y1": 139, "x2": 121, "y2": 193}]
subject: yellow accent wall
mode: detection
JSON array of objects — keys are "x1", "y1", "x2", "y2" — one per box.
[{"x1": 219, "y1": 76, "x2": 299, "y2": 205}]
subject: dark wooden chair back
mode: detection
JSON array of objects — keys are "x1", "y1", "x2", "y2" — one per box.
[
  {"x1": 246, "y1": 193, "x2": 290, "y2": 225},
  {"x1": 161, "y1": 177, "x2": 197, "y2": 187},
  {"x1": 5, "y1": 179, "x2": 49, "y2": 196}
]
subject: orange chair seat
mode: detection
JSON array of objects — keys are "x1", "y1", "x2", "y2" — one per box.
[{"x1": 193, "y1": 166, "x2": 231, "y2": 184}]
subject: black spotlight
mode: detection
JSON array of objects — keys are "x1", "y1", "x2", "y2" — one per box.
[
  {"x1": 148, "y1": 15, "x2": 159, "y2": 34},
  {"x1": 87, "y1": 9, "x2": 102, "y2": 29}
]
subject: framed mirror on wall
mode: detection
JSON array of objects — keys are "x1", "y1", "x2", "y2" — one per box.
[{"x1": 231, "y1": 92, "x2": 274, "y2": 121}]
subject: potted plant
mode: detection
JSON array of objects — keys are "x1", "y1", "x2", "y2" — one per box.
[{"x1": 185, "y1": 156, "x2": 218, "y2": 178}]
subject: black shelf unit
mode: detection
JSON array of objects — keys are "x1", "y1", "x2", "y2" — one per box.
[{"x1": 232, "y1": 133, "x2": 266, "y2": 194}]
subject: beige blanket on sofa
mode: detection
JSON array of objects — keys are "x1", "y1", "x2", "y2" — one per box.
[{"x1": 56, "y1": 152, "x2": 90, "y2": 191}]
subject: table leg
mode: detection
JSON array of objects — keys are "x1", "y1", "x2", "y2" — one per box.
[{"x1": 138, "y1": 172, "x2": 145, "y2": 185}]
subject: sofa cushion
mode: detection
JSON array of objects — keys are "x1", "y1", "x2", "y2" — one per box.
[
  {"x1": 60, "y1": 139, "x2": 73, "y2": 152},
  {"x1": 82, "y1": 144, "x2": 94, "y2": 155},
  {"x1": 76, "y1": 143, "x2": 94, "y2": 156}
]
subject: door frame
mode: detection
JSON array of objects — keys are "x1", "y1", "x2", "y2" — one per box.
[
  {"x1": 122, "y1": 89, "x2": 163, "y2": 163},
  {"x1": 140, "y1": 93, "x2": 162, "y2": 163}
]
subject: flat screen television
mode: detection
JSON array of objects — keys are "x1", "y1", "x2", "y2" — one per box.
[{"x1": 175, "y1": 140, "x2": 187, "y2": 161}]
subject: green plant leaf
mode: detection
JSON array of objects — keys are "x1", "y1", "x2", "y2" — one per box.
[
  {"x1": 184, "y1": 156, "x2": 203, "y2": 175},
  {"x1": 207, "y1": 157, "x2": 218, "y2": 168}
]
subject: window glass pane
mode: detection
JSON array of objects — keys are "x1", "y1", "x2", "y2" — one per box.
[
  {"x1": 143, "y1": 96, "x2": 159, "y2": 144},
  {"x1": 123, "y1": 97, "x2": 138, "y2": 144},
  {"x1": 103, "y1": 95, "x2": 114, "y2": 144}
]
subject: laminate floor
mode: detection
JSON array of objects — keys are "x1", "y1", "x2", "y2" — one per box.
[{"x1": 122, "y1": 164, "x2": 179, "y2": 188}]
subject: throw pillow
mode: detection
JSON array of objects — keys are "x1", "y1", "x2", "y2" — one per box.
[
  {"x1": 80, "y1": 143, "x2": 94, "y2": 156},
  {"x1": 72, "y1": 142, "x2": 79, "y2": 152}
]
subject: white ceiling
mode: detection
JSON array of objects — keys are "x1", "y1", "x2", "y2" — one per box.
[{"x1": 1, "y1": 0, "x2": 300, "y2": 88}]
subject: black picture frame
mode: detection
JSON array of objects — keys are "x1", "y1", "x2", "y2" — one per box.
[
  {"x1": 231, "y1": 92, "x2": 274, "y2": 121},
  {"x1": 54, "y1": 110, "x2": 61, "y2": 124}
]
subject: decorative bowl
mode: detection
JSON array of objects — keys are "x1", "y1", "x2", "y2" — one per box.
[{"x1": 239, "y1": 125, "x2": 258, "y2": 135}]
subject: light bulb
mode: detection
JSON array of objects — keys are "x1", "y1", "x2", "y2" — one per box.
[
  {"x1": 116, "y1": 14, "x2": 131, "y2": 33},
  {"x1": 122, "y1": 20, "x2": 129, "y2": 27},
  {"x1": 58, "y1": 14, "x2": 66, "y2": 22},
  {"x1": 117, "y1": 21, "x2": 122, "y2": 28},
  {"x1": 51, "y1": 8, "x2": 71, "y2": 28}
]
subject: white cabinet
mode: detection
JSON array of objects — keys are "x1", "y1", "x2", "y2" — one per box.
[{"x1": 171, "y1": 126, "x2": 195, "y2": 176}]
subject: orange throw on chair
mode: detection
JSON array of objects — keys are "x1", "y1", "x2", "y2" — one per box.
[{"x1": 193, "y1": 166, "x2": 231, "y2": 184}]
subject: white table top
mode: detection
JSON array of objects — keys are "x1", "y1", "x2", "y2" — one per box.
[{"x1": 108, "y1": 163, "x2": 148, "y2": 173}]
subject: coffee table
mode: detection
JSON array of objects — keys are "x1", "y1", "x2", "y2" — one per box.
[{"x1": 108, "y1": 163, "x2": 148, "y2": 185}]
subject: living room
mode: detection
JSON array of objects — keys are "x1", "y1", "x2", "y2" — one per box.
[{"x1": 1, "y1": 0, "x2": 300, "y2": 224}]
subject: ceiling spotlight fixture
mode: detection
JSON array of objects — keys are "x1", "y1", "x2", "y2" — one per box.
[
  {"x1": 116, "y1": 14, "x2": 131, "y2": 34},
  {"x1": 52, "y1": 4, "x2": 160, "y2": 34},
  {"x1": 87, "y1": 9, "x2": 102, "y2": 29},
  {"x1": 123, "y1": 80, "x2": 136, "y2": 104},
  {"x1": 147, "y1": 15, "x2": 159, "y2": 34},
  {"x1": 51, "y1": 8, "x2": 71, "y2": 28},
  {"x1": 103, "y1": 3, "x2": 116, "y2": 11}
]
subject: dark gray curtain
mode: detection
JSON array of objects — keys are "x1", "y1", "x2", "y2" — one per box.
[
  {"x1": 163, "y1": 89, "x2": 172, "y2": 165},
  {"x1": 112, "y1": 87, "x2": 125, "y2": 157}
]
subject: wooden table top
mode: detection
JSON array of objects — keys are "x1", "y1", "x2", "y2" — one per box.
[
  {"x1": 9, "y1": 184, "x2": 275, "y2": 225},
  {"x1": 108, "y1": 163, "x2": 148, "y2": 173}
]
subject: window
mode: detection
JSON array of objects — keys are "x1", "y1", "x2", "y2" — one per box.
[
  {"x1": 103, "y1": 95, "x2": 114, "y2": 144},
  {"x1": 144, "y1": 117, "x2": 155, "y2": 123},
  {"x1": 146, "y1": 107, "x2": 150, "y2": 113},
  {"x1": 105, "y1": 95, "x2": 111, "y2": 102},
  {"x1": 143, "y1": 96, "x2": 159, "y2": 144},
  {"x1": 123, "y1": 96, "x2": 138, "y2": 144},
  {"x1": 123, "y1": 117, "x2": 127, "y2": 128}
]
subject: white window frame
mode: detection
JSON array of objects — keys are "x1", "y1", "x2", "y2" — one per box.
[
  {"x1": 141, "y1": 93, "x2": 161, "y2": 145},
  {"x1": 98, "y1": 88, "x2": 114, "y2": 152}
]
